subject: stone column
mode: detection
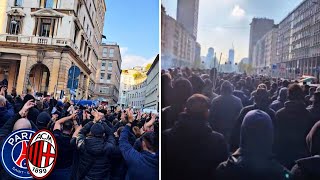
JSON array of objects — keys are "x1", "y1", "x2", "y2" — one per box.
[
  {"x1": 48, "y1": 57, "x2": 61, "y2": 94},
  {"x1": 7, "y1": 61, "x2": 17, "y2": 93},
  {"x1": 16, "y1": 55, "x2": 28, "y2": 95}
]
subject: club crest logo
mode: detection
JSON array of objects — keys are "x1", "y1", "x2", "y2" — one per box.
[
  {"x1": 26, "y1": 129, "x2": 58, "y2": 179},
  {"x1": 1, "y1": 129, "x2": 35, "y2": 179}
]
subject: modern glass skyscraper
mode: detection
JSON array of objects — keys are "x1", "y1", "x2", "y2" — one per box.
[{"x1": 229, "y1": 49, "x2": 235, "y2": 64}]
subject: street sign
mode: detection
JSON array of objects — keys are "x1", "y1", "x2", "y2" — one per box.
[
  {"x1": 70, "y1": 89, "x2": 76, "y2": 95},
  {"x1": 67, "y1": 79, "x2": 79, "y2": 89},
  {"x1": 67, "y1": 66, "x2": 80, "y2": 89},
  {"x1": 68, "y1": 66, "x2": 81, "y2": 78}
]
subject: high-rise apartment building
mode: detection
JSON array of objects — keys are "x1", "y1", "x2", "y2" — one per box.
[
  {"x1": 161, "y1": 6, "x2": 196, "y2": 68},
  {"x1": 248, "y1": 18, "x2": 274, "y2": 65},
  {"x1": 177, "y1": 0, "x2": 199, "y2": 39}
]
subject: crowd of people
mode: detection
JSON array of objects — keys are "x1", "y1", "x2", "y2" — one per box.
[
  {"x1": 0, "y1": 81, "x2": 159, "y2": 180},
  {"x1": 162, "y1": 67, "x2": 320, "y2": 180}
]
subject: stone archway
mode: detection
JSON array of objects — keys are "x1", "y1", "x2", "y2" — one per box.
[{"x1": 28, "y1": 63, "x2": 50, "y2": 93}]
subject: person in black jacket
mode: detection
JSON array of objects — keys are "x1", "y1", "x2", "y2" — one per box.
[
  {"x1": 161, "y1": 73, "x2": 173, "y2": 108},
  {"x1": 0, "y1": 99, "x2": 37, "y2": 141},
  {"x1": 307, "y1": 91, "x2": 320, "y2": 123},
  {"x1": 48, "y1": 112, "x2": 79, "y2": 179},
  {"x1": 162, "y1": 78, "x2": 193, "y2": 130},
  {"x1": 163, "y1": 94, "x2": 229, "y2": 180},
  {"x1": 76, "y1": 117, "x2": 115, "y2": 180},
  {"x1": 209, "y1": 80, "x2": 243, "y2": 142},
  {"x1": 216, "y1": 110, "x2": 291, "y2": 180},
  {"x1": 119, "y1": 109, "x2": 158, "y2": 180},
  {"x1": 0, "y1": 95, "x2": 14, "y2": 128},
  {"x1": 111, "y1": 126, "x2": 126, "y2": 180},
  {"x1": 188, "y1": 74, "x2": 205, "y2": 94},
  {"x1": 291, "y1": 120, "x2": 320, "y2": 180},
  {"x1": 230, "y1": 88, "x2": 275, "y2": 151},
  {"x1": 270, "y1": 87, "x2": 288, "y2": 112},
  {"x1": 273, "y1": 84, "x2": 315, "y2": 169}
]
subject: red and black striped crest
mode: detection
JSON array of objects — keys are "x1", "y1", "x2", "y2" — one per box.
[{"x1": 26, "y1": 129, "x2": 58, "y2": 179}]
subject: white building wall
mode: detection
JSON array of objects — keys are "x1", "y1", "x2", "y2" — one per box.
[{"x1": 145, "y1": 57, "x2": 159, "y2": 111}]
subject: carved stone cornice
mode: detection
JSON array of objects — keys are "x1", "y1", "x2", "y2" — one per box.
[
  {"x1": 7, "y1": 8, "x2": 26, "y2": 16},
  {"x1": 30, "y1": 8, "x2": 64, "y2": 18}
]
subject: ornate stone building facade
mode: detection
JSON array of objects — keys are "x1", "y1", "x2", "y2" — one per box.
[{"x1": 0, "y1": 0, "x2": 106, "y2": 99}]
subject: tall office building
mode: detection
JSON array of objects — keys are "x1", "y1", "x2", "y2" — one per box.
[
  {"x1": 177, "y1": 0, "x2": 199, "y2": 39},
  {"x1": 248, "y1": 18, "x2": 274, "y2": 64},
  {"x1": 205, "y1": 47, "x2": 215, "y2": 68},
  {"x1": 229, "y1": 48, "x2": 235, "y2": 64}
]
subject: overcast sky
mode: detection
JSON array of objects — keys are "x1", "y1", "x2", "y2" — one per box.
[{"x1": 162, "y1": 0, "x2": 302, "y2": 62}]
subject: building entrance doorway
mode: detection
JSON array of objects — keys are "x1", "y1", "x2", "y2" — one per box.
[{"x1": 28, "y1": 63, "x2": 50, "y2": 93}]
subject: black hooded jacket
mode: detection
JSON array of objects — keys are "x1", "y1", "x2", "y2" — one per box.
[
  {"x1": 273, "y1": 101, "x2": 315, "y2": 169},
  {"x1": 163, "y1": 113, "x2": 229, "y2": 180},
  {"x1": 230, "y1": 104, "x2": 276, "y2": 152},
  {"x1": 76, "y1": 122, "x2": 115, "y2": 180},
  {"x1": 291, "y1": 121, "x2": 320, "y2": 180},
  {"x1": 216, "y1": 110, "x2": 291, "y2": 180}
]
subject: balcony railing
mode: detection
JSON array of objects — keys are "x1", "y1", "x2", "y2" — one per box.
[
  {"x1": 0, "y1": 34, "x2": 82, "y2": 59},
  {"x1": 38, "y1": 37, "x2": 48, "y2": 45}
]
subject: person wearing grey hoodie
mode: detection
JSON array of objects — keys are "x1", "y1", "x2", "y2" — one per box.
[{"x1": 270, "y1": 87, "x2": 288, "y2": 112}]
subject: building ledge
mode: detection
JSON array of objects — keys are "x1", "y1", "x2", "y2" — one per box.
[{"x1": 0, "y1": 38, "x2": 91, "y2": 75}]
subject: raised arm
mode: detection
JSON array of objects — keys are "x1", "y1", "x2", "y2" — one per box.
[
  {"x1": 119, "y1": 109, "x2": 140, "y2": 164},
  {"x1": 76, "y1": 121, "x2": 94, "y2": 149},
  {"x1": 119, "y1": 124, "x2": 140, "y2": 165},
  {"x1": 53, "y1": 112, "x2": 77, "y2": 131},
  {"x1": 143, "y1": 114, "x2": 156, "y2": 132}
]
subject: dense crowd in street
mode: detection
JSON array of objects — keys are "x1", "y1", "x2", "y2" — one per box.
[
  {"x1": 0, "y1": 81, "x2": 159, "y2": 180},
  {"x1": 162, "y1": 67, "x2": 320, "y2": 180}
]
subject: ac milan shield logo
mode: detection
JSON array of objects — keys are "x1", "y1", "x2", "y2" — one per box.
[
  {"x1": 0, "y1": 129, "x2": 35, "y2": 179},
  {"x1": 26, "y1": 129, "x2": 58, "y2": 179}
]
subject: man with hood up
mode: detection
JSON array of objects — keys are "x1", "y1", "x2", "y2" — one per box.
[
  {"x1": 230, "y1": 88, "x2": 275, "y2": 152},
  {"x1": 270, "y1": 87, "x2": 288, "y2": 112},
  {"x1": 216, "y1": 110, "x2": 291, "y2": 180},
  {"x1": 291, "y1": 121, "x2": 320, "y2": 179},
  {"x1": 163, "y1": 94, "x2": 229, "y2": 180}
]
